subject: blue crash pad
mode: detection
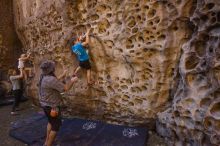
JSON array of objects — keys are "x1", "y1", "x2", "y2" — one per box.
[
  {"x1": 10, "y1": 113, "x2": 148, "y2": 146},
  {"x1": 9, "y1": 113, "x2": 47, "y2": 145}
]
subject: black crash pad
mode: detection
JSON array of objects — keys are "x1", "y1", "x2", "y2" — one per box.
[{"x1": 10, "y1": 113, "x2": 148, "y2": 146}]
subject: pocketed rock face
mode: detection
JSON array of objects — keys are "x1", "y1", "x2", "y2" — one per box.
[
  {"x1": 13, "y1": 0, "x2": 194, "y2": 125},
  {"x1": 157, "y1": 0, "x2": 220, "y2": 145}
]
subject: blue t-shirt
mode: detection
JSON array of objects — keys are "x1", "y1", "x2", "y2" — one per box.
[{"x1": 71, "y1": 43, "x2": 89, "y2": 61}]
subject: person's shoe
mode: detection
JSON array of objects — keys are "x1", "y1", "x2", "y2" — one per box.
[{"x1": 11, "y1": 112, "x2": 18, "y2": 115}]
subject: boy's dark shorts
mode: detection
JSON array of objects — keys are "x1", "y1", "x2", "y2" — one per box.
[
  {"x1": 43, "y1": 106, "x2": 62, "y2": 132},
  {"x1": 79, "y1": 60, "x2": 91, "y2": 70}
]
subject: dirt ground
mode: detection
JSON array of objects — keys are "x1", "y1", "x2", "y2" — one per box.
[
  {"x1": 0, "y1": 100, "x2": 40, "y2": 146},
  {"x1": 0, "y1": 100, "x2": 167, "y2": 146}
]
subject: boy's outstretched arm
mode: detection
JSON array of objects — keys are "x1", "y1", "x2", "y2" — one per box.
[
  {"x1": 57, "y1": 70, "x2": 67, "y2": 80},
  {"x1": 20, "y1": 53, "x2": 31, "y2": 61},
  {"x1": 82, "y1": 28, "x2": 91, "y2": 47}
]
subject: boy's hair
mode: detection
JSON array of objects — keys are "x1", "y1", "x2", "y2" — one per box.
[
  {"x1": 20, "y1": 54, "x2": 26, "y2": 58},
  {"x1": 69, "y1": 37, "x2": 77, "y2": 45}
]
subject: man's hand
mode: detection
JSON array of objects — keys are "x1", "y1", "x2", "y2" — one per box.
[
  {"x1": 86, "y1": 28, "x2": 91, "y2": 35},
  {"x1": 63, "y1": 69, "x2": 67, "y2": 76},
  {"x1": 57, "y1": 69, "x2": 68, "y2": 80},
  {"x1": 71, "y1": 76, "x2": 78, "y2": 82},
  {"x1": 82, "y1": 28, "x2": 91, "y2": 46}
]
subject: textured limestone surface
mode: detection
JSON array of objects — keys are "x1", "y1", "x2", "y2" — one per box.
[
  {"x1": 0, "y1": 0, "x2": 22, "y2": 79},
  {"x1": 157, "y1": 0, "x2": 220, "y2": 145},
  {"x1": 13, "y1": 0, "x2": 194, "y2": 126},
  {"x1": 12, "y1": 0, "x2": 220, "y2": 145}
]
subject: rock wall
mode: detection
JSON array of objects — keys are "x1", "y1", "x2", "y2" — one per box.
[
  {"x1": 157, "y1": 0, "x2": 220, "y2": 145},
  {"x1": 0, "y1": 0, "x2": 22, "y2": 80},
  {"x1": 12, "y1": 0, "x2": 220, "y2": 145},
  {"x1": 13, "y1": 0, "x2": 194, "y2": 125}
]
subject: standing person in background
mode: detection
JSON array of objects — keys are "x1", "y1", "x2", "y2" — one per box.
[
  {"x1": 9, "y1": 69, "x2": 23, "y2": 115},
  {"x1": 39, "y1": 60, "x2": 78, "y2": 146}
]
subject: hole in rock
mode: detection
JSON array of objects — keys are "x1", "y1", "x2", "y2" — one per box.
[
  {"x1": 214, "y1": 90, "x2": 220, "y2": 99},
  {"x1": 148, "y1": 9, "x2": 156, "y2": 18},
  {"x1": 134, "y1": 98, "x2": 143, "y2": 105},
  {"x1": 195, "y1": 121, "x2": 202, "y2": 129},
  {"x1": 217, "y1": 11, "x2": 220, "y2": 22},
  {"x1": 210, "y1": 102, "x2": 220, "y2": 118},
  {"x1": 201, "y1": 15, "x2": 208, "y2": 21},
  {"x1": 182, "y1": 98, "x2": 196, "y2": 109},
  {"x1": 132, "y1": 27, "x2": 138, "y2": 33},
  {"x1": 144, "y1": 5, "x2": 149, "y2": 9},
  {"x1": 141, "y1": 86, "x2": 147, "y2": 90},
  {"x1": 128, "y1": 102, "x2": 135, "y2": 106},
  {"x1": 194, "y1": 41, "x2": 206, "y2": 57},
  {"x1": 200, "y1": 98, "x2": 212, "y2": 109},
  {"x1": 107, "y1": 13, "x2": 112, "y2": 18},
  {"x1": 173, "y1": 110, "x2": 180, "y2": 117},
  {"x1": 154, "y1": 17, "x2": 160, "y2": 24},
  {"x1": 206, "y1": 3, "x2": 215, "y2": 10},
  {"x1": 91, "y1": 14, "x2": 99, "y2": 21},
  {"x1": 211, "y1": 134, "x2": 220, "y2": 145},
  {"x1": 183, "y1": 110, "x2": 191, "y2": 116},
  {"x1": 106, "y1": 75, "x2": 111, "y2": 80},
  {"x1": 211, "y1": 12, "x2": 216, "y2": 17},
  {"x1": 209, "y1": 47, "x2": 213, "y2": 53},
  {"x1": 121, "y1": 85, "x2": 128, "y2": 90},
  {"x1": 130, "y1": 50, "x2": 135, "y2": 53},
  {"x1": 176, "y1": 0, "x2": 181, "y2": 4},
  {"x1": 114, "y1": 83, "x2": 119, "y2": 88},
  {"x1": 158, "y1": 34, "x2": 166, "y2": 40},
  {"x1": 211, "y1": 17, "x2": 217, "y2": 23},
  {"x1": 149, "y1": 21, "x2": 153, "y2": 26},
  {"x1": 128, "y1": 18, "x2": 136, "y2": 28},
  {"x1": 107, "y1": 86, "x2": 114, "y2": 92},
  {"x1": 173, "y1": 26, "x2": 179, "y2": 31},
  {"x1": 185, "y1": 54, "x2": 199, "y2": 70},
  {"x1": 123, "y1": 95, "x2": 130, "y2": 100},
  {"x1": 96, "y1": 5, "x2": 107, "y2": 13},
  {"x1": 204, "y1": 117, "x2": 215, "y2": 131},
  {"x1": 137, "y1": 15, "x2": 141, "y2": 21},
  {"x1": 98, "y1": 19, "x2": 110, "y2": 33}
]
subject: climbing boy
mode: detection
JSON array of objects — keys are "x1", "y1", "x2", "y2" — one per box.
[
  {"x1": 71, "y1": 28, "x2": 93, "y2": 85},
  {"x1": 18, "y1": 52, "x2": 31, "y2": 80}
]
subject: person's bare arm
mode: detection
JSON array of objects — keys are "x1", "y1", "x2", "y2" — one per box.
[
  {"x1": 10, "y1": 70, "x2": 23, "y2": 80},
  {"x1": 82, "y1": 29, "x2": 91, "y2": 47},
  {"x1": 64, "y1": 76, "x2": 78, "y2": 91},
  {"x1": 20, "y1": 53, "x2": 31, "y2": 61},
  {"x1": 57, "y1": 70, "x2": 67, "y2": 80}
]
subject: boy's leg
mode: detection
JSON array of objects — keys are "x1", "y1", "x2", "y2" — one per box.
[
  {"x1": 47, "y1": 130, "x2": 57, "y2": 146},
  {"x1": 12, "y1": 90, "x2": 18, "y2": 112},
  {"x1": 87, "y1": 69, "x2": 93, "y2": 84},
  {"x1": 45, "y1": 123, "x2": 52, "y2": 146},
  {"x1": 20, "y1": 68, "x2": 27, "y2": 80},
  {"x1": 16, "y1": 89, "x2": 23, "y2": 109},
  {"x1": 73, "y1": 66, "x2": 81, "y2": 75}
]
